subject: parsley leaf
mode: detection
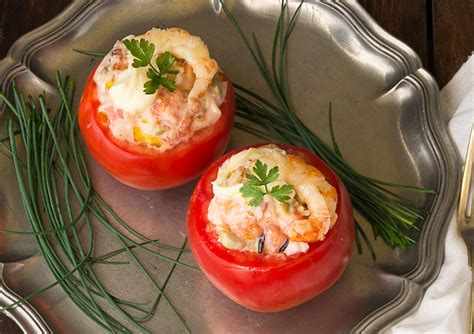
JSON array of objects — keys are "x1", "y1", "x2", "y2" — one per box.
[
  {"x1": 155, "y1": 51, "x2": 177, "y2": 73},
  {"x1": 239, "y1": 159, "x2": 294, "y2": 206},
  {"x1": 122, "y1": 38, "x2": 154, "y2": 68},
  {"x1": 239, "y1": 183, "x2": 264, "y2": 207},
  {"x1": 252, "y1": 160, "x2": 268, "y2": 183},
  {"x1": 266, "y1": 165, "x2": 279, "y2": 184},
  {"x1": 248, "y1": 160, "x2": 279, "y2": 187},
  {"x1": 244, "y1": 174, "x2": 264, "y2": 186},
  {"x1": 123, "y1": 39, "x2": 179, "y2": 94},
  {"x1": 269, "y1": 184, "x2": 294, "y2": 203}
]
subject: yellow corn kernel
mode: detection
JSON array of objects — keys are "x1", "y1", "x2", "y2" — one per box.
[
  {"x1": 133, "y1": 126, "x2": 145, "y2": 142},
  {"x1": 150, "y1": 136, "x2": 161, "y2": 146},
  {"x1": 133, "y1": 127, "x2": 161, "y2": 147},
  {"x1": 105, "y1": 79, "x2": 115, "y2": 90}
]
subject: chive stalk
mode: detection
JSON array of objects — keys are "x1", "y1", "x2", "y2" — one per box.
[
  {"x1": 221, "y1": 0, "x2": 435, "y2": 257},
  {"x1": 0, "y1": 74, "x2": 192, "y2": 333}
]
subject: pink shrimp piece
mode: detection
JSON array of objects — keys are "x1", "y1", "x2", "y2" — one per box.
[
  {"x1": 263, "y1": 221, "x2": 288, "y2": 254},
  {"x1": 287, "y1": 218, "x2": 325, "y2": 243}
]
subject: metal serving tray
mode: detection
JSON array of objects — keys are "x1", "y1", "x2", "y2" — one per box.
[{"x1": 0, "y1": 0, "x2": 460, "y2": 332}]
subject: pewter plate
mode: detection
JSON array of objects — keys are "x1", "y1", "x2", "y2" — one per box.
[{"x1": 0, "y1": 0, "x2": 460, "y2": 332}]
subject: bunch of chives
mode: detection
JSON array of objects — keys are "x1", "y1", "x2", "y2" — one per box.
[
  {"x1": 0, "y1": 73, "x2": 194, "y2": 333},
  {"x1": 221, "y1": 0, "x2": 435, "y2": 258}
]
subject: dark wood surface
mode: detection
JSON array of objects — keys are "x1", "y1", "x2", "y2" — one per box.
[{"x1": 0, "y1": 0, "x2": 473, "y2": 88}]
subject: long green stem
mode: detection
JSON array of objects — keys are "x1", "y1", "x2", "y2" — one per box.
[
  {"x1": 0, "y1": 75, "x2": 192, "y2": 332},
  {"x1": 222, "y1": 0, "x2": 434, "y2": 257}
]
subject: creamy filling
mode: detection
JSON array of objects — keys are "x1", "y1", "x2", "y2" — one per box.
[
  {"x1": 207, "y1": 145, "x2": 338, "y2": 256},
  {"x1": 93, "y1": 29, "x2": 227, "y2": 152}
]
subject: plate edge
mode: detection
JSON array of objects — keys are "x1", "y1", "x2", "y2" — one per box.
[
  {"x1": 324, "y1": 1, "x2": 461, "y2": 331},
  {"x1": 0, "y1": 0, "x2": 462, "y2": 331}
]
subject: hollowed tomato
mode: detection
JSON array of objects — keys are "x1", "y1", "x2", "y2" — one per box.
[
  {"x1": 187, "y1": 143, "x2": 354, "y2": 312},
  {"x1": 78, "y1": 68, "x2": 235, "y2": 190}
]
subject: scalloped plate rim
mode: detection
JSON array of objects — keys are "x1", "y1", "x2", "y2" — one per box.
[{"x1": 0, "y1": 0, "x2": 461, "y2": 331}]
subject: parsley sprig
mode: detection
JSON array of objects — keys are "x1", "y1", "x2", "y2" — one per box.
[
  {"x1": 222, "y1": 0, "x2": 436, "y2": 259},
  {"x1": 239, "y1": 160, "x2": 294, "y2": 206},
  {"x1": 122, "y1": 38, "x2": 179, "y2": 94}
]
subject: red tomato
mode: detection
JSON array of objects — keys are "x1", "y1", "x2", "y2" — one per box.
[
  {"x1": 78, "y1": 68, "x2": 235, "y2": 190},
  {"x1": 187, "y1": 143, "x2": 354, "y2": 312}
]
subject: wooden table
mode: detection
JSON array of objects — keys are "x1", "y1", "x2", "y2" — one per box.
[{"x1": 1, "y1": 0, "x2": 473, "y2": 88}]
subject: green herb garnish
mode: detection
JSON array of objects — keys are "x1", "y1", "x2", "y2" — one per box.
[
  {"x1": 222, "y1": 0, "x2": 435, "y2": 259},
  {"x1": 0, "y1": 73, "x2": 193, "y2": 333},
  {"x1": 239, "y1": 160, "x2": 293, "y2": 206},
  {"x1": 122, "y1": 38, "x2": 179, "y2": 94}
]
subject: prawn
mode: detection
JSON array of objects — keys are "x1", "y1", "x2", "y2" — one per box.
[
  {"x1": 283, "y1": 155, "x2": 339, "y2": 240},
  {"x1": 144, "y1": 28, "x2": 218, "y2": 101}
]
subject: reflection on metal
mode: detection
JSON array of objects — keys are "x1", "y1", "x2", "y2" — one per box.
[
  {"x1": 0, "y1": 0, "x2": 460, "y2": 332},
  {"x1": 212, "y1": 0, "x2": 222, "y2": 13},
  {"x1": 0, "y1": 263, "x2": 51, "y2": 333}
]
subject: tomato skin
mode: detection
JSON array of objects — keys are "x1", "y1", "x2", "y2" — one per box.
[
  {"x1": 187, "y1": 144, "x2": 354, "y2": 312},
  {"x1": 78, "y1": 68, "x2": 235, "y2": 190}
]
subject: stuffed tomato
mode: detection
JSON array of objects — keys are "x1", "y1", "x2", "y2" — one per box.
[
  {"x1": 78, "y1": 28, "x2": 235, "y2": 190},
  {"x1": 187, "y1": 144, "x2": 354, "y2": 312}
]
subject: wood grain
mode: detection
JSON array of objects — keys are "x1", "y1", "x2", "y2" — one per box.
[
  {"x1": 0, "y1": 0, "x2": 472, "y2": 87},
  {"x1": 433, "y1": 0, "x2": 474, "y2": 87},
  {"x1": 0, "y1": 0, "x2": 72, "y2": 58},
  {"x1": 0, "y1": 312, "x2": 22, "y2": 334},
  {"x1": 358, "y1": 0, "x2": 429, "y2": 70}
]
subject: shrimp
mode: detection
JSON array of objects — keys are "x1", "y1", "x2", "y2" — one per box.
[
  {"x1": 237, "y1": 221, "x2": 264, "y2": 240},
  {"x1": 223, "y1": 218, "x2": 263, "y2": 241},
  {"x1": 143, "y1": 28, "x2": 218, "y2": 102},
  {"x1": 212, "y1": 198, "x2": 263, "y2": 240},
  {"x1": 284, "y1": 155, "x2": 338, "y2": 229},
  {"x1": 93, "y1": 28, "x2": 226, "y2": 153},
  {"x1": 296, "y1": 184, "x2": 331, "y2": 230},
  {"x1": 263, "y1": 221, "x2": 288, "y2": 254},
  {"x1": 151, "y1": 88, "x2": 190, "y2": 141},
  {"x1": 283, "y1": 184, "x2": 330, "y2": 243},
  {"x1": 281, "y1": 154, "x2": 338, "y2": 241},
  {"x1": 287, "y1": 218, "x2": 325, "y2": 242},
  {"x1": 207, "y1": 145, "x2": 340, "y2": 255},
  {"x1": 137, "y1": 28, "x2": 220, "y2": 138},
  {"x1": 284, "y1": 155, "x2": 325, "y2": 185}
]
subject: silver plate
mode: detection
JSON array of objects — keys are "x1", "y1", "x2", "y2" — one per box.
[{"x1": 0, "y1": 0, "x2": 460, "y2": 332}]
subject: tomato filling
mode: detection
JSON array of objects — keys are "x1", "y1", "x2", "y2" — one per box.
[
  {"x1": 93, "y1": 27, "x2": 228, "y2": 152},
  {"x1": 207, "y1": 145, "x2": 338, "y2": 256}
]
